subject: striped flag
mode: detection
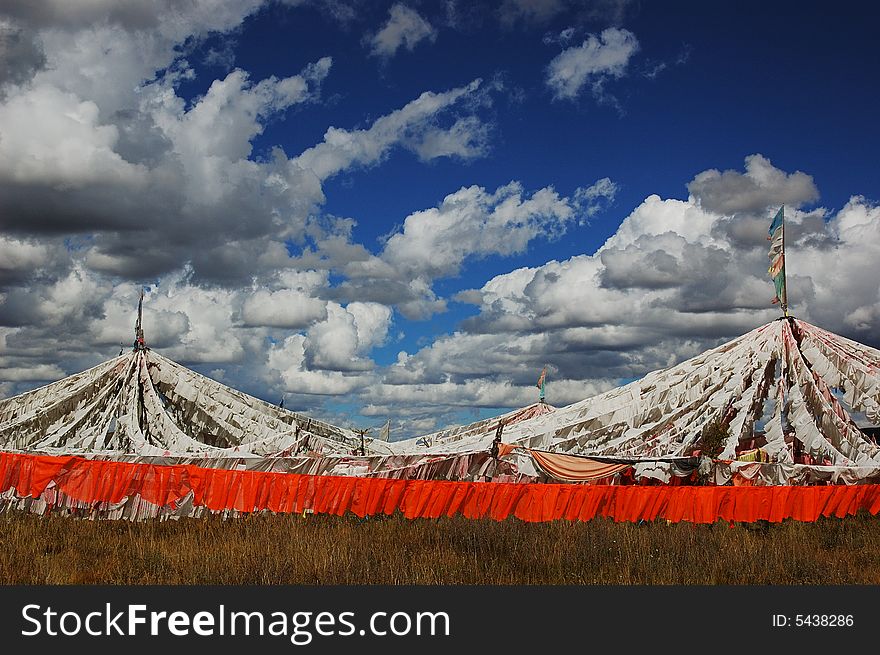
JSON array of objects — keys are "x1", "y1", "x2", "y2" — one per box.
[
  {"x1": 767, "y1": 206, "x2": 787, "y2": 313},
  {"x1": 768, "y1": 253, "x2": 784, "y2": 278}
]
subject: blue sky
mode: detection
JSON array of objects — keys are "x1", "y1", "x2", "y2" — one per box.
[{"x1": 1, "y1": 0, "x2": 879, "y2": 437}]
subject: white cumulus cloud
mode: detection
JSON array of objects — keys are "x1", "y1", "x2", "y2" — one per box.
[
  {"x1": 546, "y1": 27, "x2": 639, "y2": 101},
  {"x1": 367, "y1": 4, "x2": 437, "y2": 59}
]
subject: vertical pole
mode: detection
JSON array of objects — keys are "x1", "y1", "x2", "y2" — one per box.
[
  {"x1": 354, "y1": 428, "x2": 369, "y2": 456},
  {"x1": 137, "y1": 288, "x2": 144, "y2": 333},
  {"x1": 781, "y1": 205, "x2": 789, "y2": 317},
  {"x1": 134, "y1": 287, "x2": 146, "y2": 350}
]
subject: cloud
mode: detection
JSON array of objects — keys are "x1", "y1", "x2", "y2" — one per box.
[
  {"x1": 0, "y1": 3, "x2": 492, "y2": 287},
  {"x1": 0, "y1": 1, "x2": 172, "y2": 31},
  {"x1": 267, "y1": 332, "x2": 376, "y2": 396},
  {"x1": 0, "y1": 0, "x2": 511, "y2": 415},
  {"x1": 600, "y1": 236, "x2": 686, "y2": 290},
  {"x1": 3, "y1": 147, "x2": 879, "y2": 443},
  {"x1": 367, "y1": 4, "x2": 437, "y2": 59},
  {"x1": 641, "y1": 45, "x2": 691, "y2": 80},
  {"x1": 0, "y1": 83, "x2": 148, "y2": 189},
  {"x1": 375, "y1": 333, "x2": 618, "y2": 412},
  {"x1": 546, "y1": 27, "x2": 639, "y2": 101},
  {"x1": 642, "y1": 61, "x2": 666, "y2": 79},
  {"x1": 0, "y1": 265, "x2": 112, "y2": 331},
  {"x1": 379, "y1": 156, "x2": 880, "y2": 433},
  {"x1": 240, "y1": 290, "x2": 328, "y2": 328},
  {"x1": 0, "y1": 361, "x2": 65, "y2": 383},
  {"x1": 0, "y1": 2, "x2": 876, "y2": 443},
  {"x1": 384, "y1": 178, "x2": 615, "y2": 280},
  {"x1": 300, "y1": 177, "x2": 617, "y2": 320},
  {"x1": 157, "y1": 60, "x2": 332, "y2": 164},
  {"x1": 347, "y1": 301, "x2": 393, "y2": 351},
  {"x1": 322, "y1": 276, "x2": 446, "y2": 321},
  {"x1": 0, "y1": 236, "x2": 60, "y2": 288},
  {"x1": 202, "y1": 35, "x2": 238, "y2": 71},
  {"x1": 382, "y1": 181, "x2": 575, "y2": 279},
  {"x1": 575, "y1": 176, "x2": 618, "y2": 220},
  {"x1": 292, "y1": 79, "x2": 486, "y2": 181},
  {"x1": 409, "y1": 115, "x2": 492, "y2": 161},
  {"x1": 0, "y1": 3, "x2": 339, "y2": 286},
  {"x1": 0, "y1": 19, "x2": 46, "y2": 88},
  {"x1": 542, "y1": 26, "x2": 578, "y2": 46},
  {"x1": 687, "y1": 153, "x2": 820, "y2": 214},
  {"x1": 301, "y1": 301, "x2": 392, "y2": 372}
]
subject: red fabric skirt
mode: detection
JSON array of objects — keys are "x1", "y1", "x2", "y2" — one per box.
[{"x1": 2, "y1": 451, "x2": 879, "y2": 523}]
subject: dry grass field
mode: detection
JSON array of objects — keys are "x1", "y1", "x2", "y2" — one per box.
[{"x1": 1, "y1": 510, "x2": 879, "y2": 585}]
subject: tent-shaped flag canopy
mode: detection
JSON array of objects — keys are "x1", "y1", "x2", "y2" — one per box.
[
  {"x1": 0, "y1": 348, "x2": 364, "y2": 458},
  {"x1": 1, "y1": 316, "x2": 880, "y2": 522},
  {"x1": 386, "y1": 316, "x2": 880, "y2": 485}
]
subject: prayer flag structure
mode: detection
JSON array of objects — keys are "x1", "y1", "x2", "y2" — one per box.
[
  {"x1": 1, "y1": 214, "x2": 880, "y2": 523},
  {"x1": 1, "y1": 314, "x2": 879, "y2": 523}
]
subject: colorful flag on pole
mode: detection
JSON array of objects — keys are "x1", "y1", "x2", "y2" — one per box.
[
  {"x1": 536, "y1": 366, "x2": 547, "y2": 401},
  {"x1": 768, "y1": 253, "x2": 784, "y2": 278},
  {"x1": 767, "y1": 206, "x2": 787, "y2": 314}
]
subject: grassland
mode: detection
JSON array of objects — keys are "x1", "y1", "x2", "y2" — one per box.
[{"x1": 1, "y1": 511, "x2": 879, "y2": 585}]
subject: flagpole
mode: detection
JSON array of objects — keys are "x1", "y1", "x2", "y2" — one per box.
[
  {"x1": 781, "y1": 205, "x2": 789, "y2": 317},
  {"x1": 134, "y1": 287, "x2": 146, "y2": 350},
  {"x1": 537, "y1": 366, "x2": 547, "y2": 403},
  {"x1": 768, "y1": 205, "x2": 788, "y2": 318}
]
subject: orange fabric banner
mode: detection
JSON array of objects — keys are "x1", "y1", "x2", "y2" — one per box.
[{"x1": 2, "y1": 451, "x2": 880, "y2": 524}]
